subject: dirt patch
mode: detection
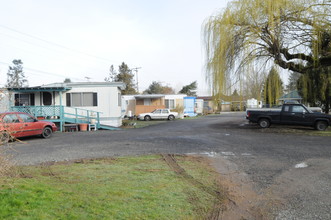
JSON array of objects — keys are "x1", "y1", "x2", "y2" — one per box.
[
  {"x1": 161, "y1": 154, "x2": 281, "y2": 219},
  {"x1": 203, "y1": 155, "x2": 282, "y2": 220}
]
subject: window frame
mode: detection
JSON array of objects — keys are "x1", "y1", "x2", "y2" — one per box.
[
  {"x1": 66, "y1": 92, "x2": 98, "y2": 107},
  {"x1": 14, "y1": 93, "x2": 35, "y2": 106},
  {"x1": 165, "y1": 99, "x2": 175, "y2": 109}
]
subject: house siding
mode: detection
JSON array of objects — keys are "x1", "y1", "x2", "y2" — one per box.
[
  {"x1": 63, "y1": 86, "x2": 123, "y2": 127},
  {"x1": 0, "y1": 89, "x2": 10, "y2": 112}
]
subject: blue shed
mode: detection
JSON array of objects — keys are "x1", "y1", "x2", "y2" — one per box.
[{"x1": 184, "y1": 97, "x2": 197, "y2": 117}]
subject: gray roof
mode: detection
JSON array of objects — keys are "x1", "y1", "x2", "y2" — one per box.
[
  {"x1": 279, "y1": 90, "x2": 303, "y2": 100},
  {"x1": 134, "y1": 94, "x2": 165, "y2": 99},
  {"x1": 44, "y1": 82, "x2": 126, "y2": 90}
]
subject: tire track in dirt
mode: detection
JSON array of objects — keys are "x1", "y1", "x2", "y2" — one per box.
[{"x1": 161, "y1": 154, "x2": 233, "y2": 219}]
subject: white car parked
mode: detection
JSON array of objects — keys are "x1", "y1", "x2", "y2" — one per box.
[{"x1": 138, "y1": 109, "x2": 178, "y2": 121}]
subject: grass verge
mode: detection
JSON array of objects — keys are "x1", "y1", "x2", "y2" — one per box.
[
  {"x1": 259, "y1": 125, "x2": 331, "y2": 136},
  {"x1": 122, "y1": 119, "x2": 167, "y2": 129},
  {"x1": 0, "y1": 155, "x2": 226, "y2": 219}
]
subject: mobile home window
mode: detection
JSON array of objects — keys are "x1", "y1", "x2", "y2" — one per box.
[
  {"x1": 66, "y1": 92, "x2": 97, "y2": 107},
  {"x1": 165, "y1": 99, "x2": 175, "y2": 109},
  {"x1": 14, "y1": 93, "x2": 35, "y2": 106}
]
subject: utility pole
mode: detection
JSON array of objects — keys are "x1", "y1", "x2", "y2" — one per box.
[{"x1": 131, "y1": 67, "x2": 141, "y2": 93}]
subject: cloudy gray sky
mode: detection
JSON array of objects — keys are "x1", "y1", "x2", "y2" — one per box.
[{"x1": 0, "y1": 0, "x2": 231, "y2": 95}]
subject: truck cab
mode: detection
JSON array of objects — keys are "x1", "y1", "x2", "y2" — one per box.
[{"x1": 280, "y1": 104, "x2": 314, "y2": 125}]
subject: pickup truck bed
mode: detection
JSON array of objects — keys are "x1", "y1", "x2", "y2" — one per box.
[{"x1": 246, "y1": 104, "x2": 331, "y2": 131}]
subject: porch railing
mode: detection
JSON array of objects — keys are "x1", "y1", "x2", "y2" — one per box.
[
  {"x1": 11, "y1": 105, "x2": 101, "y2": 131},
  {"x1": 11, "y1": 105, "x2": 62, "y2": 119},
  {"x1": 62, "y1": 106, "x2": 101, "y2": 126}
]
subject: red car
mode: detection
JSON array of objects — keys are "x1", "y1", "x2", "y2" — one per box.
[{"x1": 0, "y1": 112, "x2": 57, "y2": 140}]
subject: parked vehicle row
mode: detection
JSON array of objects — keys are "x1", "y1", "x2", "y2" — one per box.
[
  {"x1": 0, "y1": 112, "x2": 57, "y2": 141},
  {"x1": 246, "y1": 103, "x2": 331, "y2": 131}
]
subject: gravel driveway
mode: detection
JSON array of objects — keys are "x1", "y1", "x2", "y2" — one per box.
[{"x1": 6, "y1": 113, "x2": 331, "y2": 219}]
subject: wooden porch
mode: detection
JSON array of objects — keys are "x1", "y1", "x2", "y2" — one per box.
[{"x1": 10, "y1": 105, "x2": 111, "y2": 131}]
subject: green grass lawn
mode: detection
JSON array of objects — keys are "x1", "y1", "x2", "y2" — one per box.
[
  {"x1": 262, "y1": 125, "x2": 331, "y2": 136},
  {"x1": 121, "y1": 119, "x2": 167, "y2": 129},
  {"x1": 121, "y1": 116, "x2": 202, "y2": 129},
  {"x1": 0, "y1": 155, "x2": 225, "y2": 219}
]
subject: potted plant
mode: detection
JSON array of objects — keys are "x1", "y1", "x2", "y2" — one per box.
[{"x1": 79, "y1": 123, "x2": 88, "y2": 131}]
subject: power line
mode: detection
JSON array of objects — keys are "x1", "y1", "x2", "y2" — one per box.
[
  {"x1": 0, "y1": 40, "x2": 109, "y2": 76},
  {"x1": 0, "y1": 24, "x2": 123, "y2": 65},
  {"x1": 0, "y1": 60, "x2": 85, "y2": 81},
  {"x1": 0, "y1": 25, "x2": 141, "y2": 83}
]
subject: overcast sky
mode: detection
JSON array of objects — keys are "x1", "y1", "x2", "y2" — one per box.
[{"x1": 0, "y1": 0, "x2": 231, "y2": 95}]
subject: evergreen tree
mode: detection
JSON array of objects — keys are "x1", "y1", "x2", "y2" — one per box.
[
  {"x1": 105, "y1": 62, "x2": 137, "y2": 95},
  {"x1": 179, "y1": 81, "x2": 197, "y2": 96},
  {"x1": 263, "y1": 67, "x2": 283, "y2": 106},
  {"x1": 143, "y1": 81, "x2": 175, "y2": 94},
  {"x1": 64, "y1": 78, "x2": 72, "y2": 83},
  {"x1": 286, "y1": 72, "x2": 301, "y2": 93},
  {"x1": 5, "y1": 59, "x2": 28, "y2": 88},
  {"x1": 297, "y1": 30, "x2": 331, "y2": 113},
  {"x1": 298, "y1": 67, "x2": 331, "y2": 113}
]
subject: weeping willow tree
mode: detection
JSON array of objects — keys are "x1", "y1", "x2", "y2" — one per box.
[
  {"x1": 204, "y1": 0, "x2": 331, "y2": 101},
  {"x1": 264, "y1": 67, "x2": 283, "y2": 106}
]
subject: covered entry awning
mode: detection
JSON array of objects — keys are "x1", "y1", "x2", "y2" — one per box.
[
  {"x1": 134, "y1": 94, "x2": 165, "y2": 99},
  {"x1": 8, "y1": 86, "x2": 72, "y2": 107},
  {"x1": 7, "y1": 86, "x2": 71, "y2": 92}
]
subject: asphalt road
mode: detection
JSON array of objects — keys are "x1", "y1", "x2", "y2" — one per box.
[{"x1": 6, "y1": 113, "x2": 331, "y2": 219}]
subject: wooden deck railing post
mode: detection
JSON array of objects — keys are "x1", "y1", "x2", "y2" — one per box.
[
  {"x1": 97, "y1": 112, "x2": 100, "y2": 129},
  {"x1": 75, "y1": 108, "x2": 78, "y2": 123},
  {"x1": 60, "y1": 106, "x2": 64, "y2": 132}
]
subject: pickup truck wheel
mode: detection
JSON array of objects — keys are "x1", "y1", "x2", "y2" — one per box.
[
  {"x1": 168, "y1": 115, "x2": 175, "y2": 121},
  {"x1": 315, "y1": 121, "x2": 328, "y2": 131},
  {"x1": 144, "y1": 115, "x2": 151, "y2": 121},
  {"x1": 258, "y1": 118, "x2": 270, "y2": 128}
]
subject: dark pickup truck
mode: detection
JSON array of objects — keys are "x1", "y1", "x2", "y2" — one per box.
[{"x1": 246, "y1": 104, "x2": 331, "y2": 131}]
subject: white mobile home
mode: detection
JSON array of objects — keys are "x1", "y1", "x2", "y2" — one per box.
[{"x1": 7, "y1": 82, "x2": 125, "y2": 130}]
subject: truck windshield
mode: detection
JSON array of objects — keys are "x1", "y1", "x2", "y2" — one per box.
[
  {"x1": 305, "y1": 106, "x2": 313, "y2": 113},
  {"x1": 298, "y1": 104, "x2": 313, "y2": 113}
]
